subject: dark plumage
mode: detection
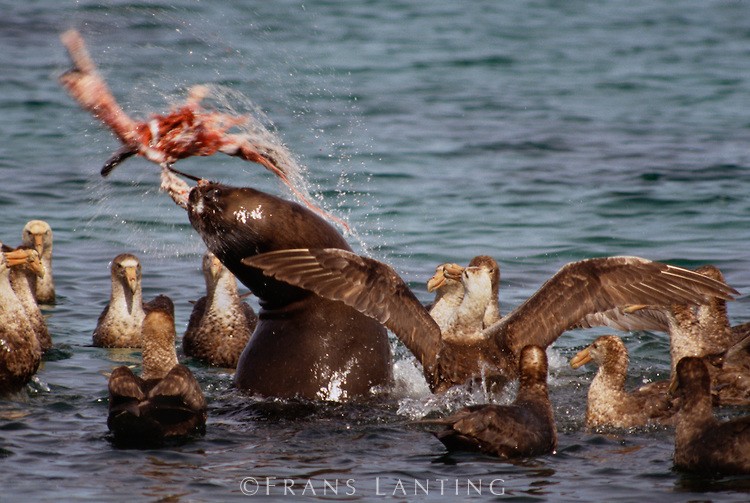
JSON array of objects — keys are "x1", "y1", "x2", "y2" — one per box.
[
  {"x1": 570, "y1": 335, "x2": 676, "y2": 428},
  {"x1": 183, "y1": 250, "x2": 257, "y2": 368},
  {"x1": 243, "y1": 249, "x2": 737, "y2": 394},
  {"x1": 672, "y1": 357, "x2": 750, "y2": 475},
  {"x1": 107, "y1": 295, "x2": 207, "y2": 446},
  {"x1": 425, "y1": 345, "x2": 556, "y2": 458}
]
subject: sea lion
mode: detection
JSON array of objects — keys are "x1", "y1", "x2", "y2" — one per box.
[{"x1": 186, "y1": 181, "x2": 392, "y2": 400}]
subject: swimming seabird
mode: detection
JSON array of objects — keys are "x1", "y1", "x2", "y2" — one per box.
[
  {"x1": 570, "y1": 335, "x2": 676, "y2": 428},
  {"x1": 576, "y1": 264, "x2": 750, "y2": 404},
  {"x1": 5, "y1": 246, "x2": 51, "y2": 352},
  {"x1": 93, "y1": 253, "x2": 147, "y2": 348},
  {"x1": 243, "y1": 249, "x2": 737, "y2": 394},
  {"x1": 21, "y1": 220, "x2": 55, "y2": 304},
  {"x1": 467, "y1": 255, "x2": 501, "y2": 327},
  {"x1": 577, "y1": 265, "x2": 739, "y2": 369},
  {"x1": 426, "y1": 256, "x2": 501, "y2": 333},
  {"x1": 183, "y1": 250, "x2": 257, "y2": 368},
  {"x1": 426, "y1": 262, "x2": 465, "y2": 332},
  {"x1": 0, "y1": 249, "x2": 43, "y2": 394},
  {"x1": 423, "y1": 345, "x2": 556, "y2": 458},
  {"x1": 671, "y1": 356, "x2": 750, "y2": 475},
  {"x1": 107, "y1": 295, "x2": 207, "y2": 446}
]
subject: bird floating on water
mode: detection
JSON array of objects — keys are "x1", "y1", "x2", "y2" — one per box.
[
  {"x1": 183, "y1": 250, "x2": 257, "y2": 368},
  {"x1": 107, "y1": 295, "x2": 207, "y2": 446}
]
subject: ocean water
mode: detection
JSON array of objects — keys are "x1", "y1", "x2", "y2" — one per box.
[{"x1": 2, "y1": 0, "x2": 750, "y2": 500}]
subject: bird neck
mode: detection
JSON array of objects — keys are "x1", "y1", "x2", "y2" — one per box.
[
  {"x1": 207, "y1": 271, "x2": 240, "y2": 311},
  {"x1": 517, "y1": 377, "x2": 548, "y2": 404},
  {"x1": 0, "y1": 271, "x2": 17, "y2": 301},
  {"x1": 591, "y1": 355, "x2": 628, "y2": 393},
  {"x1": 697, "y1": 298, "x2": 733, "y2": 349},
  {"x1": 141, "y1": 315, "x2": 178, "y2": 380},
  {"x1": 9, "y1": 267, "x2": 35, "y2": 306},
  {"x1": 483, "y1": 293, "x2": 501, "y2": 327},
  {"x1": 675, "y1": 388, "x2": 715, "y2": 442},
  {"x1": 668, "y1": 306, "x2": 709, "y2": 375},
  {"x1": 112, "y1": 279, "x2": 143, "y2": 316}
]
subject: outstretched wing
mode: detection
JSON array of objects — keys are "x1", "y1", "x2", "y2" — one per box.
[
  {"x1": 573, "y1": 306, "x2": 670, "y2": 332},
  {"x1": 484, "y1": 256, "x2": 738, "y2": 355},
  {"x1": 242, "y1": 248, "x2": 442, "y2": 376}
]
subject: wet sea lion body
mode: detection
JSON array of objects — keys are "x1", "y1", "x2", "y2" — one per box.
[{"x1": 187, "y1": 182, "x2": 391, "y2": 400}]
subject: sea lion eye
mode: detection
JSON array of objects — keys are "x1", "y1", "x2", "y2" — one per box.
[{"x1": 206, "y1": 187, "x2": 221, "y2": 200}]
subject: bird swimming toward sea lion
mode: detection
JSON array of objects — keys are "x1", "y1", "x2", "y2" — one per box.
[
  {"x1": 243, "y1": 247, "x2": 738, "y2": 394},
  {"x1": 570, "y1": 335, "x2": 676, "y2": 429},
  {"x1": 107, "y1": 295, "x2": 207, "y2": 446},
  {"x1": 183, "y1": 250, "x2": 257, "y2": 368},
  {"x1": 671, "y1": 356, "x2": 750, "y2": 475},
  {"x1": 93, "y1": 253, "x2": 147, "y2": 348},
  {"x1": 422, "y1": 345, "x2": 556, "y2": 459}
]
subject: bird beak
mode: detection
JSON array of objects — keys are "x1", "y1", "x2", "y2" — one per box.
[
  {"x1": 5, "y1": 249, "x2": 45, "y2": 278},
  {"x1": 125, "y1": 267, "x2": 138, "y2": 293},
  {"x1": 33, "y1": 234, "x2": 45, "y2": 255},
  {"x1": 210, "y1": 255, "x2": 223, "y2": 279},
  {"x1": 570, "y1": 347, "x2": 592, "y2": 369},
  {"x1": 427, "y1": 270, "x2": 446, "y2": 292}
]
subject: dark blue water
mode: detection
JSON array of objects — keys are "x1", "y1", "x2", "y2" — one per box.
[{"x1": 2, "y1": 1, "x2": 750, "y2": 500}]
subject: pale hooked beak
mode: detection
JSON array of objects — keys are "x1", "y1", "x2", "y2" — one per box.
[
  {"x1": 5, "y1": 249, "x2": 45, "y2": 278},
  {"x1": 570, "y1": 346, "x2": 592, "y2": 369},
  {"x1": 210, "y1": 255, "x2": 223, "y2": 279},
  {"x1": 426, "y1": 263, "x2": 463, "y2": 292},
  {"x1": 427, "y1": 269, "x2": 446, "y2": 292},
  {"x1": 125, "y1": 267, "x2": 139, "y2": 293},
  {"x1": 33, "y1": 234, "x2": 45, "y2": 255}
]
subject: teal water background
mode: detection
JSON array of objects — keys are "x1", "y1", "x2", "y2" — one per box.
[{"x1": 2, "y1": 1, "x2": 750, "y2": 500}]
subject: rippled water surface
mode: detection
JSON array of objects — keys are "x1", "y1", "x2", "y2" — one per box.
[{"x1": 2, "y1": 1, "x2": 750, "y2": 501}]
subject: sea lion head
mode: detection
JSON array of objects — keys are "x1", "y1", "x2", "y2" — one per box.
[
  {"x1": 187, "y1": 181, "x2": 351, "y2": 306},
  {"x1": 187, "y1": 182, "x2": 264, "y2": 260}
]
